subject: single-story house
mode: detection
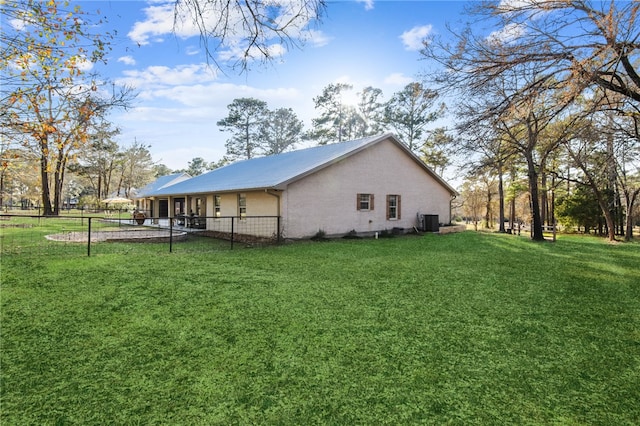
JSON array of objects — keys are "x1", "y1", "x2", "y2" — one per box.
[
  {"x1": 135, "y1": 172, "x2": 191, "y2": 217},
  {"x1": 134, "y1": 133, "x2": 458, "y2": 239}
]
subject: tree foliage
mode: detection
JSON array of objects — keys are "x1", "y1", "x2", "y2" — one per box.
[
  {"x1": 384, "y1": 82, "x2": 443, "y2": 152},
  {"x1": 306, "y1": 84, "x2": 388, "y2": 145},
  {"x1": 72, "y1": 121, "x2": 121, "y2": 200},
  {"x1": 423, "y1": 0, "x2": 640, "y2": 241},
  {"x1": 217, "y1": 97, "x2": 269, "y2": 160},
  {"x1": 116, "y1": 141, "x2": 156, "y2": 198},
  {"x1": 307, "y1": 83, "x2": 354, "y2": 144},
  {"x1": 260, "y1": 107, "x2": 304, "y2": 155},
  {"x1": 420, "y1": 127, "x2": 453, "y2": 177},
  {"x1": 1, "y1": 0, "x2": 133, "y2": 215},
  {"x1": 556, "y1": 185, "x2": 603, "y2": 232},
  {"x1": 184, "y1": 157, "x2": 211, "y2": 176}
]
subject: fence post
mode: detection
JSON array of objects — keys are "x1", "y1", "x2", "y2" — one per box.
[
  {"x1": 169, "y1": 217, "x2": 174, "y2": 253},
  {"x1": 87, "y1": 217, "x2": 92, "y2": 257},
  {"x1": 230, "y1": 217, "x2": 234, "y2": 250},
  {"x1": 277, "y1": 216, "x2": 281, "y2": 244}
]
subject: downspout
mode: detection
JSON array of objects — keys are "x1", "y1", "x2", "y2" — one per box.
[
  {"x1": 266, "y1": 189, "x2": 282, "y2": 242},
  {"x1": 450, "y1": 194, "x2": 457, "y2": 225},
  {"x1": 265, "y1": 189, "x2": 281, "y2": 216}
]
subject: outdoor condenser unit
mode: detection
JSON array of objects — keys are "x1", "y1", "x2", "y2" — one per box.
[{"x1": 421, "y1": 214, "x2": 439, "y2": 232}]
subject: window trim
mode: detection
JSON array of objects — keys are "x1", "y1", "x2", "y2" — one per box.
[
  {"x1": 214, "y1": 194, "x2": 221, "y2": 217},
  {"x1": 357, "y1": 193, "x2": 374, "y2": 211},
  {"x1": 386, "y1": 194, "x2": 401, "y2": 220},
  {"x1": 238, "y1": 193, "x2": 247, "y2": 219}
]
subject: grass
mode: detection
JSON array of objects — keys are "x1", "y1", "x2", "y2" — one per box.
[{"x1": 1, "y1": 232, "x2": 639, "y2": 424}]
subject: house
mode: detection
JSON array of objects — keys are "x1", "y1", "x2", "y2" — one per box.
[
  {"x1": 134, "y1": 133, "x2": 457, "y2": 239},
  {"x1": 134, "y1": 172, "x2": 191, "y2": 217}
]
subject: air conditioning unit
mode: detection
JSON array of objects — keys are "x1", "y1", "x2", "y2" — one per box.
[{"x1": 420, "y1": 214, "x2": 439, "y2": 232}]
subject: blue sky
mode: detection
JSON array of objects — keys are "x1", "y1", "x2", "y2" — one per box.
[{"x1": 87, "y1": 0, "x2": 469, "y2": 171}]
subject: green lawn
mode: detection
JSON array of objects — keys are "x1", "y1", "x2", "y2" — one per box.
[{"x1": 1, "y1": 232, "x2": 639, "y2": 424}]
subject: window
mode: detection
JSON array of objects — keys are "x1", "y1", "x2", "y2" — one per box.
[
  {"x1": 214, "y1": 195, "x2": 221, "y2": 217},
  {"x1": 357, "y1": 193, "x2": 374, "y2": 211},
  {"x1": 386, "y1": 194, "x2": 401, "y2": 220},
  {"x1": 238, "y1": 193, "x2": 246, "y2": 219},
  {"x1": 195, "y1": 198, "x2": 202, "y2": 216}
]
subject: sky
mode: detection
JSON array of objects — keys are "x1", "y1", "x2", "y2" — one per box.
[{"x1": 84, "y1": 0, "x2": 470, "y2": 174}]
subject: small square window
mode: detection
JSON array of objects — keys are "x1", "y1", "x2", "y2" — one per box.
[{"x1": 357, "y1": 193, "x2": 374, "y2": 211}]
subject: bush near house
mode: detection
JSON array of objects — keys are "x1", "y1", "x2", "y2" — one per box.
[{"x1": 1, "y1": 232, "x2": 639, "y2": 424}]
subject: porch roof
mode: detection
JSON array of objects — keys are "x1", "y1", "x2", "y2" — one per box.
[{"x1": 135, "y1": 173, "x2": 191, "y2": 198}]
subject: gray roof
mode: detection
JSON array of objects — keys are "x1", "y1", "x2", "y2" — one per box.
[
  {"x1": 135, "y1": 172, "x2": 191, "y2": 198},
  {"x1": 144, "y1": 133, "x2": 457, "y2": 197}
]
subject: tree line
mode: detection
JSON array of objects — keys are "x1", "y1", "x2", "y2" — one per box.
[
  {"x1": 423, "y1": 0, "x2": 639, "y2": 241},
  {"x1": 211, "y1": 81, "x2": 445, "y2": 163},
  {"x1": 1, "y1": 0, "x2": 638, "y2": 241}
]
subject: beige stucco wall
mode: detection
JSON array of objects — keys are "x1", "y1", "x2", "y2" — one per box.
[
  {"x1": 204, "y1": 190, "x2": 280, "y2": 237},
  {"x1": 281, "y1": 139, "x2": 453, "y2": 239}
]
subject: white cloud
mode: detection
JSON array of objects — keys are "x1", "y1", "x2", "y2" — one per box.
[
  {"x1": 303, "y1": 29, "x2": 332, "y2": 48},
  {"x1": 486, "y1": 23, "x2": 526, "y2": 46},
  {"x1": 185, "y1": 45, "x2": 200, "y2": 56},
  {"x1": 147, "y1": 83, "x2": 301, "y2": 108},
  {"x1": 128, "y1": 0, "x2": 324, "y2": 67},
  {"x1": 116, "y1": 63, "x2": 218, "y2": 89},
  {"x1": 400, "y1": 25, "x2": 433, "y2": 51},
  {"x1": 128, "y1": 3, "x2": 200, "y2": 46},
  {"x1": 218, "y1": 43, "x2": 287, "y2": 64},
  {"x1": 118, "y1": 55, "x2": 137, "y2": 66},
  {"x1": 357, "y1": 0, "x2": 375, "y2": 11},
  {"x1": 10, "y1": 18, "x2": 27, "y2": 31},
  {"x1": 383, "y1": 73, "x2": 413, "y2": 86},
  {"x1": 76, "y1": 56, "x2": 94, "y2": 72}
]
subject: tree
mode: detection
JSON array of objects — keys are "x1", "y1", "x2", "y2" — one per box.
[
  {"x1": 496, "y1": 86, "x2": 574, "y2": 241},
  {"x1": 175, "y1": 0, "x2": 326, "y2": 72},
  {"x1": 115, "y1": 141, "x2": 155, "y2": 198},
  {"x1": 384, "y1": 82, "x2": 444, "y2": 152},
  {"x1": 459, "y1": 181, "x2": 484, "y2": 231},
  {"x1": 183, "y1": 157, "x2": 210, "y2": 176},
  {"x1": 307, "y1": 83, "x2": 354, "y2": 144},
  {"x1": 423, "y1": 0, "x2": 640, "y2": 240},
  {"x1": 217, "y1": 97, "x2": 269, "y2": 160},
  {"x1": 420, "y1": 127, "x2": 452, "y2": 176},
  {"x1": 72, "y1": 121, "x2": 121, "y2": 200},
  {"x1": 556, "y1": 185, "x2": 603, "y2": 233},
  {"x1": 562, "y1": 110, "x2": 637, "y2": 241},
  {"x1": 454, "y1": 1, "x2": 640, "y2": 105},
  {"x1": 606, "y1": 98, "x2": 640, "y2": 240},
  {"x1": 153, "y1": 164, "x2": 174, "y2": 178},
  {"x1": 260, "y1": 107, "x2": 304, "y2": 155},
  {"x1": 1, "y1": 0, "x2": 134, "y2": 215},
  {"x1": 355, "y1": 86, "x2": 385, "y2": 137}
]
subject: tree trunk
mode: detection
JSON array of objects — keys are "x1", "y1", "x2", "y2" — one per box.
[
  {"x1": 592, "y1": 186, "x2": 617, "y2": 241},
  {"x1": 509, "y1": 197, "x2": 516, "y2": 230},
  {"x1": 498, "y1": 166, "x2": 506, "y2": 232},
  {"x1": 484, "y1": 187, "x2": 492, "y2": 229},
  {"x1": 623, "y1": 189, "x2": 639, "y2": 241},
  {"x1": 39, "y1": 137, "x2": 54, "y2": 216},
  {"x1": 525, "y1": 152, "x2": 545, "y2": 241},
  {"x1": 540, "y1": 170, "x2": 548, "y2": 227}
]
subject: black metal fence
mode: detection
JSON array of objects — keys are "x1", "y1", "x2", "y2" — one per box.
[{"x1": 0, "y1": 214, "x2": 282, "y2": 257}]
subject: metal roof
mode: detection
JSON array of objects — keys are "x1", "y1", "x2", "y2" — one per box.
[
  {"x1": 135, "y1": 172, "x2": 191, "y2": 197},
  {"x1": 145, "y1": 133, "x2": 457, "y2": 197}
]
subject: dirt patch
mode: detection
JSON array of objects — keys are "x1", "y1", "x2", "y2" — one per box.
[{"x1": 46, "y1": 228, "x2": 187, "y2": 243}]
